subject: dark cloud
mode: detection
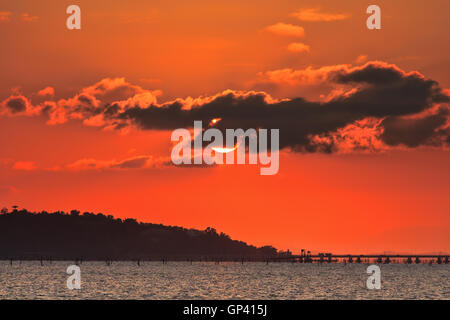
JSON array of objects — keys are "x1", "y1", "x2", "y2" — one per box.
[
  {"x1": 65, "y1": 155, "x2": 166, "y2": 171},
  {"x1": 5, "y1": 96, "x2": 27, "y2": 113},
  {"x1": 2, "y1": 62, "x2": 448, "y2": 153},
  {"x1": 111, "y1": 156, "x2": 150, "y2": 169},
  {"x1": 112, "y1": 62, "x2": 448, "y2": 151},
  {"x1": 77, "y1": 94, "x2": 95, "y2": 106},
  {"x1": 333, "y1": 63, "x2": 407, "y2": 85},
  {"x1": 381, "y1": 108, "x2": 449, "y2": 147}
]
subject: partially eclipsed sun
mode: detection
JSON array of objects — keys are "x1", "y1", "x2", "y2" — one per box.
[
  {"x1": 212, "y1": 144, "x2": 239, "y2": 153},
  {"x1": 209, "y1": 118, "x2": 222, "y2": 126}
]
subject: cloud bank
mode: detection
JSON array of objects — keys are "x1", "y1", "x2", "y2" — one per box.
[{"x1": 1, "y1": 62, "x2": 448, "y2": 153}]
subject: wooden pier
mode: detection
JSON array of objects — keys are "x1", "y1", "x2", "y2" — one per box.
[
  {"x1": 273, "y1": 253, "x2": 450, "y2": 264},
  {"x1": 3, "y1": 253, "x2": 449, "y2": 265}
]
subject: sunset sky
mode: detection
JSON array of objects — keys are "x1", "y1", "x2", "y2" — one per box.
[{"x1": 1, "y1": 0, "x2": 449, "y2": 254}]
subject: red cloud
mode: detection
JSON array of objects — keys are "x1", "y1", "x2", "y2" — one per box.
[
  {"x1": 38, "y1": 86, "x2": 55, "y2": 97},
  {"x1": 0, "y1": 95, "x2": 38, "y2": 116},
  {"x1": 13, "y1": 161, "x2": 38, "y2": 171},
  {"x1": 1, "y1": 62, "x2": 448, "y2": 154},
  {"x1": 64, "y1": 155, "x2": 169, "y2": 171},
  {"x1": 0, "y1": 11, "x2": 12, "y2": 22}
]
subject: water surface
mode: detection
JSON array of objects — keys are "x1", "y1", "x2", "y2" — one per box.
[{"x1": 0, "y1": 261, "x2": 448, "y2": 299}]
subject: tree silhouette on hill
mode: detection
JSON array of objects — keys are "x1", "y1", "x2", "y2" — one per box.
[{"x1": 0, "y1": 207, "x2": 283, "y2": 260}]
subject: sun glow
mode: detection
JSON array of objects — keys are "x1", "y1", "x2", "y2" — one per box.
[
  {"x1": 212, "y1": 143, "x2": 239, "y2": 153},
  {"x1": 209, "y1": 118, "x2": 222, "y2": 126}
]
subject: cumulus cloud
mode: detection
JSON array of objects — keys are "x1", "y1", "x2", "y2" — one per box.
[
  {"x1": 114, "y1": 62, "x2": 448, "y2": 151},
  {"x1": 291, "y1": 8, "x2": 350, "y2": 22},
  {"x1": 0, "y1": 186, "x2": 19, "y2": 197},
  {"x1": 381, "y1": 107, "x2": 449, "y2": 147},
  {"x1": 309, "y1": 118, "x2": 385, "y2": 153},
  {"x1": 0, "y1": 95, "x2": 37, "y2": 116},
  {"x1": 287, "y1": 42, "x2": 310, "y2": 53},
  {"x1": 265, "y1": 23, "x2": 305, "y2": 37},
  {"x1": 1, "y1": 62, "x2": 448, "y2": 153},
  {"x1": 36, "y1": 78, "x2": 161, "y2": 126},
  {"x1": 254, "y1": 64, "x2": 351, "y2": 86},
  {"x1": 13, "y1": 161, "x2": 38, "y2": 171},
  {"x1": 355, "y1": 55, "x2": 368, "y2": 64},
  {"x1": 37, "y1": 86, "x2": 55, "y2": 97},
  {"x1": 5, "y1": 96, "x2": 27, "y2": 113}
]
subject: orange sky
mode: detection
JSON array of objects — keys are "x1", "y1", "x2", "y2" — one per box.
[{"x1": 0, "y1": 0, "x2": 449, "y2": 254}]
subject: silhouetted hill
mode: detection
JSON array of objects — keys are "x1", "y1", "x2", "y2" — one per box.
[{"x1": 0, "y1": 208, "x2": 286, "y2": 260}]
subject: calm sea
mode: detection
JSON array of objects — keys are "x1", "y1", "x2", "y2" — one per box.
[{"x1": 0, "y1": 261, "x2": 448, "y2": 299}]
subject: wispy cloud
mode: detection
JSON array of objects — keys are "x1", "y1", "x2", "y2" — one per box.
[
  {"x1": 13, "y1": 161, "x2": 38, "y2": 171},
  {"x1": 291, "y1": 8, "x2": 350, "y2": 22},
  {"x1": 63, "y1": 155, "x2": 170, "y2": 171},
  {"x1": 265, "y1": 22, "x2": 305, "y2": 37},
  {"x1": 287, "y1": 42, "x2": 310, "y2": 53},
  {"x1": 21, "y1": 13, "x2": 38, "y2": 22},
  {"x1": 0, "y1": 11, "x2": 12, "y2": 22}
]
